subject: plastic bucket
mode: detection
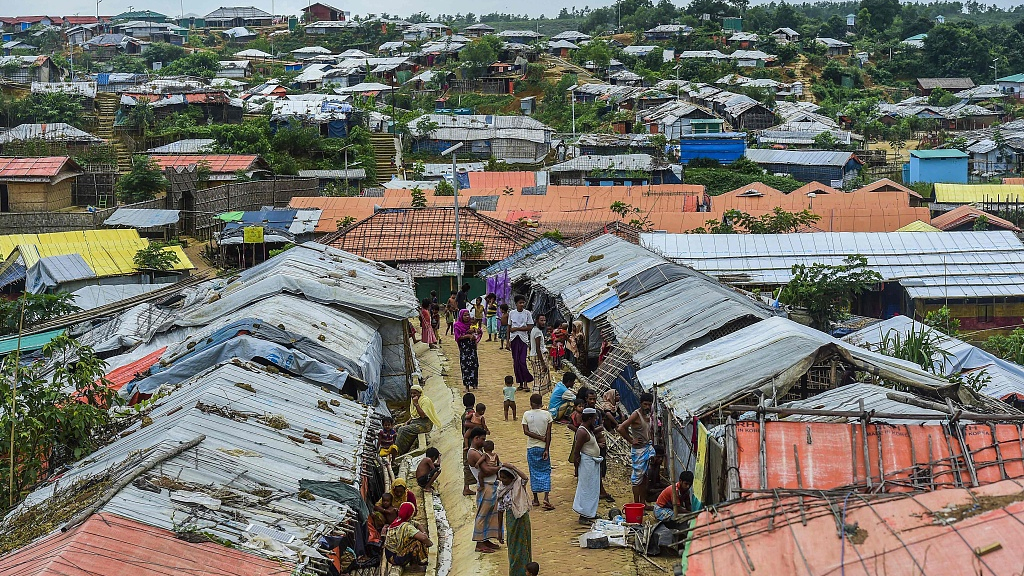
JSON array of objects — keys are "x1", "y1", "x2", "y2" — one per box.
[{"x1": 623, "y1": 503, "x2": 645, "y2": 524}]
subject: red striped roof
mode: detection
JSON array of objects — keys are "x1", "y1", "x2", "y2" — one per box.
[
  {"x1": 0, "y1": 156, "x2": 79, "y2": 178},
  {"x1": 102, "y1": 347, "x2": 166, "y2": 391},
  {"x1": 0, "y1": 513, "x2": 293, "y2": 576},
  {"x1": 148, "y1": 154, "x2": 261, "y2": 173}
]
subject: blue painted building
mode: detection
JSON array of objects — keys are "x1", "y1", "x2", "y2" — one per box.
[
  {"x1": 677, "y1": 133, "x2": 747, "y2": 165},
  {"x1": 903, "y1": 149, "x2": 968, "y2": 184}
]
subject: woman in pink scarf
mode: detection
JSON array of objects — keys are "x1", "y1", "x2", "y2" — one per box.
[{"x1": 454, "y1": 309, "x2": 481, "y2": 391}]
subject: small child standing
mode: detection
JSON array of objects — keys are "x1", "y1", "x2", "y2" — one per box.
[
  {"x1": 498, "y1": 303, "x2": 510, "y2": 350},
  {"x1": 485, "y1": 293, "x2": 499, "y2": 342},
  {"x1": 502, "y1": 375, "x2": 517, "y2": 420},
  {"x1": 469, "y1": 403, "x2": 489, "y2": 433},
  {"x1": 483, "y1": 439, "x2": 501, "y2": 468},
  {"x1": 378, "y1": 416, "x2": 398, "y2": 459},
  {"x1": 550, "y1": 322, "x2": 569, "y2": 370}
]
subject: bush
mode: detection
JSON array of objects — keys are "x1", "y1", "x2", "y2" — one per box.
[{"x1": 117, "y1": 156, "x2": 167, "y2": 203}]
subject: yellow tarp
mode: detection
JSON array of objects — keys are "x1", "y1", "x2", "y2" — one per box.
[
  {"x1": 896, "y1": 219, "x2": 942, "y2": 232},
  {"x1": 933, "y1": 184, "x2": 1024, "y2": 204},
  {"x1": 692, "y1": 421, "x2": 708, "y2": 504},
  {"x1": 0, "y1": 229, "x2": 193, "y2": 278}
]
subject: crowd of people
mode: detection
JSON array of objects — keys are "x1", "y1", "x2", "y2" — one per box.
[{"x1": 386, "y1": 285, "x2": 699, "y2": 575}]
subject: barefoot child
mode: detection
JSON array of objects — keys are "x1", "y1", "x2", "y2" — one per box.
[
  {"x1": 485, "y1": 293, "x2": 498, "y2": 342},
  {"x1": 416, "y1": 447, "x2": 442, "y2": 491},
  {"x1": 483, "y1": 440, "x2": 501, "y2": 468},
  {"x1": 498, "y1": 304, "x2": 510, "y2": 350},
  {"x1": 378, "y1": 416, "x2": 399, "y2": 460},
  {"x1": 503, "y1": 375, "x2": 517, "y2": 421},
  {"x1": 470, "y1": 403, "x2": 489, "y2": 434}
]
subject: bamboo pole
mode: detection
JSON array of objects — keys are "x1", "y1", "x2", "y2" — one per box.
[
  {"x1": 724, "y1": 405, "x2": 1024, "y2": 422},
  {"x1": 8, "y1": 297, "x2": 26, "y2": 509},
  {"x1": 62, "y1": 434, "x2": 206, "y2": 532}
]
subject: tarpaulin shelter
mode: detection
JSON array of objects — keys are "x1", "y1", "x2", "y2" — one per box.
[{"x1": 5, "y1": 361, "x2": 379, "y2": 571}]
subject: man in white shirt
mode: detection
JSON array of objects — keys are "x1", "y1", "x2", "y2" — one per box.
[
  {"x1": 508, "y1": 295, "x2": 534, "y2": 390},
  {"x1": 528, "y1": 314, "x2": 551, "y2": 394},
  {"x1": 522, "y1": 393, "x2": 554, "y2": 509}
]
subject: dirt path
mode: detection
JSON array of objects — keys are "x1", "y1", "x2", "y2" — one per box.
[{"x1": 436, "y1": 329, "x2": 672, "y2": 576}]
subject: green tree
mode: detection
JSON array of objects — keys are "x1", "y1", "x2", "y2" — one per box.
[
  {"x1": 459, "y1": 35, "x2": 502, "y2": 79},
  {"x1": 985, "y1": 329, "x2": 1024, "y2": 364},
  {"x1": 133, "y1": 242, "x2": 180, "y2": 271},
  {"x1": 928, "y1": 88, "x2": 960, "y2": 107},
  {"x1": 109, "y1": 53, "x2": 148, "y2": 73},
  {"x1": 973, "y1": 214, "x2": 990, "y2": 231},
  {"x1": 0, "y1": 293, "x2": 79, "y2": 337},
  {"x1": 778, "y1": 255, "x2": 883, "y2": 331},
  {"x1": 410, "y1": 186, "x2": 427, "y2": 208},
  {"x1": 924, "y1": 305, "x2": 960, "y2": 337},
  {"x1": 434, "y1": 178, "x2": 455, "y2": 196},
  {"x1": 688, "y1": 207, "x2": 822, "y2": 234},
  {"x1": 1, "y1": 334, "x2": 119, "y2": 508},
  {"x1": 143, "y1": 42, "x2": 185, "y2": 66},
  {"x1": 117, "y1": 156, "x2": 168, "y2": 203},
  {"x1": 161, "y1": 51, "x2": 221, "y2": 78},
  {"x1": 812, "y1": 131, "x2": 841, "y2": 150}
]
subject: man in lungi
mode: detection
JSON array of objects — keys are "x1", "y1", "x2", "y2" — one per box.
[{"x1": 617, "y1": 392, "x2": 656, "y2": 504}]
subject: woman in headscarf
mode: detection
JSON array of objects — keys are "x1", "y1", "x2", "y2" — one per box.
[
  {"x1": 565, "y1": 320, "x2": 590, "y2": 376},
  {"x1": 419, "y1": 298, "x2": 438, "y2": 349},
  {"x1": 395, "y1": 384, "x2": 443, "y2": 454},
  {"x1": 497, "y1": 464, "x2": 533, "y2": 576},
  {"x1": 454, "y1": 309, "x2": 481, "y2": 392},
  {"x1": 382, "y1": 477, "x2": 417, "y2": 509},
  {"x1": 383, "y1": 502, "x2": 432, "y2": 568}
]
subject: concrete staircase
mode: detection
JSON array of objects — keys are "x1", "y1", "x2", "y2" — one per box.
[
  {"x1": 94, "y1": 93, "x2": 132, "y2": 173},
  {"x1": 370, "y1": 133, "x2": 400, "y2": 184}
]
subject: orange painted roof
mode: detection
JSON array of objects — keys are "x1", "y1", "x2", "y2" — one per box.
[
  {"x1": 678, "y1": 185, "x2": 930, "y2": 232},
  {"x1": 102, "y1": 347, "x2": 166, "y2": 391},
  {"x1": 1003, "y1": 177, "x2": 1024, "y2": 185},
  {"x1": 931, "y1": 204, "x2": 1021, "y2": 232},
  {"x1": 686, "y1": 479, "x2": 1024, "y2": 575},
  {"x1": 792, "y1": 181, "x2": 843, "y2": 195},
  {"x1": 0, "y1": 513, "x2": 294, "y2": 576},
  {"x1": 291, "y1": 184, "x2": 708, "y2": 233},
  {"x1": 0, "y1": 156, "x2": 79, "y2": 178},
  {"x1": 467, "y1": 171, "x2": 536, "y2": 189},
  {"x1": 856, "y1": 177, "x2": 924, "y2": 198},
  {"x1": 148, "y1": 154, "x2": 261, "y2": 173}
]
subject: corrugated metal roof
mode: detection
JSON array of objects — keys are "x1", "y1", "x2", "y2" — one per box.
[
  {"x1": 642, "y1": 230, "x2": 1024, "y2": 298},
  {"x1": 896, "y1": 219, "x2": 942, "y2": 232},
  {"x1": 148, "y1": 154, "x2": 262, "y2": 173},
  {"x1": 636, "y1": 316, "x2": 956, "y2": 419},
  {"x1": 205, "y1": 6, "x2": 272, "y2": 18},
  {"x1": 933, "y1": 183, "x2": 1024, "y2": 204},
  {"x1": 0, "y1": 124, "x2": 102, "y2": 144},
  {"x1": 296, "y1": 169, "x2": 366, "y2": 179},
  {"x1": 0, "y1": 328, "x2": 64, "y2": 356},
  {"x1": 144, "y1": 138, "x2": 216, "y2": 153},
  {"x1": 932, "y1": 205, "x2": 1020, "y2": 232},
  {"x1": 911, "y1": 149, "x2": 968, "y2": 158},
  {"x1": 0, "y1": 229, "x2": 193, "y2": 278},
  {"x1": 745, "y1": 148, "x2": 860, "y2": 167},
  {"x1": 779, "y1": 382, "x2": 949, "y2": 424},
  {"x1": 845, "y1": 315, "x2": 1024, "y2": 400},
  {"x1": 549, "y1": 153, "x2": 663, "y2": 172},
  {"x1": 14, "y1": 361, "x2": 368, "y2": 557},
  {"x1": 103, "y1": 208, "x2": 181, "y2": 228},
  {"x1": 0, "y1": 156, "x2": 80, "y2": 180}
]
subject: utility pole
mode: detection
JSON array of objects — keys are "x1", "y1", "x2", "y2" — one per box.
[
  {"x1": 571, "y1": 85, "x2": 576, "y2": 136},
  {"x1": 442, "y1": 143, "x2": 464, "y2": 288}
]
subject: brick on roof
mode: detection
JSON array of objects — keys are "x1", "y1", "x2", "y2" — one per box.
[
  {"x1": 322, "y1": 206, "x2": 541, "y2": 262},
  {"x1": 931, "y1": 204, "x2": 1021, "y2": 232}
]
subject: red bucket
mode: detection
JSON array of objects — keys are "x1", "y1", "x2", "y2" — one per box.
[{"x1": 623, "y1": 503, "x2": 645, "y2": 524}]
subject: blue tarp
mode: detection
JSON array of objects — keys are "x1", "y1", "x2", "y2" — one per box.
[
  {"x1": 0, "y1": 261, "x2": 26, "y2": 289},
  {"x1": 581, "y1": 294, "x2": 620, "y2": 320},
  {"x1": 478, "y1": 237, "x2": 563, "y2": 278}
]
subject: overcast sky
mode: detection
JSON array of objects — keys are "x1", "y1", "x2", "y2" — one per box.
[{"x1": 7, "y1": 0, "x2": 1019, "y2": 22}]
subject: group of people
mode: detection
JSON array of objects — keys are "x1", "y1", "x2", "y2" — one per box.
[{"x1": 393, "y1": 287, "x2": 701, "y2": 574}]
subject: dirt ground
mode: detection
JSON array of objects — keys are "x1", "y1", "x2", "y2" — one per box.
[{"x1": 434, "y1": 324, "x2": 675, "y2": 576}]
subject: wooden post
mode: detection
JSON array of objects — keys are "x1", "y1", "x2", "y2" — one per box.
[{"x1": 725, "y1": 416, "x2": 740, "y2": 501}]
